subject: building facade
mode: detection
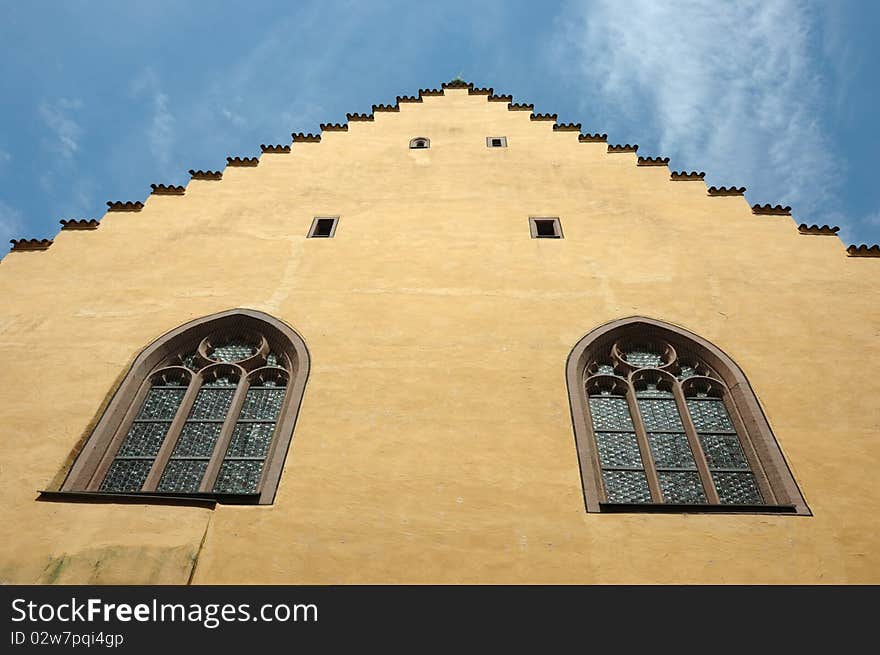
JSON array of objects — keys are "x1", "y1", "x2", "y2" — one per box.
[{"x1": 1, "y1": 81, "x2": 878, "y2": 583}]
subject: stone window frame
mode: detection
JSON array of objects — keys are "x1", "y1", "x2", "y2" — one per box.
[
  {"x1": 409, "y1": 137, "x2": 430, "y2": 149},
  {"x1": 486, "y1": 136, "x2": 508, "y2": 148},
  {"x1": 58, "y1": 309, "x2": 310, "y2": 505},
  {"x1": 307, "y1": 216, "x2": 339, "y2": 239},
  {"x1": 566, "y1": 316, "x2": 809, "y2": 515},
  {"x1": 529, "y1": 217, "x2": 563, "y2": 239}
]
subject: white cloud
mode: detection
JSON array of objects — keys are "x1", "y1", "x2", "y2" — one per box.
[
  {"x1": 130, "y1": 68, "x2": 175, "y2": 170},
  {"x1": 38, "y1": 98, "x2": 84, "y2": 159},
  {"x1": 554, "y1": 0, "x2": 841, "y2": 227},
  {"x1": 0, "y1": 200, "x2": 24, "y2": 253}
]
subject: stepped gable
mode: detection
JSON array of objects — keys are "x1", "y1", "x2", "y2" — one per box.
[
  {"x1": 579, "y1": 133, "x2": 607, "y2": 142},
  {"x1": 707, "y1": 186, "x2": 746, "y2": 196},
  {"x1": 60, "y1": 219, "x2": 99, "y2": 230},
  {"x1": 637, "y1": 156, "x2": 670, "y2": 166},
  {"x1": 150, "y1": 184, "x2": 185, "y2": 195},
  {"x1": 189, "y1": 170, "x2": 222, "y2": 180},
  {"x1": 10, "y1": 238, "x2": 52, "y2": 251},
  {"x1": 468, "y1": 87, "x2": 493, "y2": 96},
  {"x1": 106, "y1": 201, "x2": 143, "y2": 212},
  {"x1": 320, "y1": 123, "x2": 348, "y2": 132},
  {"x1": 798, "y1": 224, "x2": 839, "y2": 236},
  {"x1": 508, "y1": 102, "x2": 534, "y2": 111},
  {"x1": 752, "y1": 204, "x2": 791, "y2": 215},
  {"x1": 670, "y1": 171, "x2": 705, "y2": 181},
  {"x1": 488, "y1": 94, "x2": 513, "y2": 103},
  {"x1": 608, "y1": 144, "x2": 638, "y2": 153},
  {"x1": 346, "y1": 112, "x2": 374, "y2": 122},
  {"x1": 530, "y1": 113, "x2": 558, "y2": 122},
  {"x1": 553, "y1": 123, "x2": 581, "y2": 131},
  {"x1": 846, "y1": 244, "x2": 880, "y2": 257},
  {"x1": 226, "y1": 156, "x2": 259, "y2": 167},
  {"x1": 260, "y1": 144, "x2": 291, "y2": 153},
  {"x1": 291, "y1": 132, "x2": 321, "y2": 142},
  {"x1": 372, "y1": 104, "x2": 399, "y2": 113},
  {"x1": 418, "y1": 88, "x2": 443, "y2": 97},
  {"x1": 397, "y1": 95, "x2": 422, "y2": 104}
]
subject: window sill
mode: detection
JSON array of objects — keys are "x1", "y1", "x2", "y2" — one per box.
[
  {"x1": 598, "y1": 502, "x2": 799, "y2": 515},
  {"x1": 37, "y1": 490, "x2": 262, "y2": 509}
]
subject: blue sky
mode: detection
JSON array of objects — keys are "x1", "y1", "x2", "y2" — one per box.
[{"x1": 1, "y1": 0, "x2": 878, "y2": 255}]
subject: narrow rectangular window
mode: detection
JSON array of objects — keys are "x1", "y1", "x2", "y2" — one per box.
[
  {"x1": 486, "y1": 136, "x2": 507, "y2": 148},
  {"x1": 529, "y1": 217, "x2": 562, "y2": 239},
  {"x1": 308, "y1": 217, "x2": 338, "y2": 238}
]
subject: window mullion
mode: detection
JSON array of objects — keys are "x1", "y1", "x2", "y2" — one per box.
[
  {"x1": 625, "y1": 382, "x2": 663, "y2": 503},
  {"x1": 199, "y1": 377, "x2": 251, "y2": 492},
  {"x1": 85, "y1": 379, "x2": 153, "y2": 490},
  {"x1": 141, "y1": 374, "x2": 202, "y2": 492},
  {"x1": 672, "y1": 382, "x2": 720, "y2": 504}
]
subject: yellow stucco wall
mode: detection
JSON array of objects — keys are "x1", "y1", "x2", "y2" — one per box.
[{"x1": 1, "y1": 87, "x2": 878, "y2": 583}]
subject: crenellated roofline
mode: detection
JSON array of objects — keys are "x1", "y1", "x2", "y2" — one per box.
[{"x1": 4, "y1": 79, "x2": 875, "y2": 260}]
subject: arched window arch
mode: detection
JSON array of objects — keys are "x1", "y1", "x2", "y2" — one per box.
[
  {"x1": 409, "y1": 137, "x2": 430, "y2": 149},
  {"x1": 566, "y1": 317, "x2": 808, "y2": 514},
  {"x1": 61, "y1": 309, "x2": 309, "y2": 504}
]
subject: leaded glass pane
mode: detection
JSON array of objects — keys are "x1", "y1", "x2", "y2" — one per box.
[
  {"x1": 210, "y1": 340, "x2": 256, "y2": 362},
  {"x1": 180, "y1": 352, "x2": 200, "y2": 371},
  {"x1": 239, "y1": 388, "x2": 285, "y2": 421},
  {"x1": 138, "y1": 387, "x2": 186, "y2": 420},
  {"x1": 624, "y1": 346, "x2": 662, "y2": 368},
  {"x1": 648, "y1": 432, "x2": 697, "y2": 469},
  {"x1": 595, "y1": 432, "x2": 642, "y2": 468},
  {"x1": 595, "y1": 363, "x2": 615, "y2": 375},
  {"x1": 637, "y1": 398, "x2": 683, "y2": 431},
  {"x1": 117, "y1": 422, "x2": 169, "y2": 457},
  {"x1": 157, "y1": 459, "x2": 208, "y2": 493},
  {"x1": 214, "y1": 461, "x2": 264, "y2": 494},
  {"x1": 188, "y1": 387, "x2": 235, "y2": 420},
  {"x1": 588, "y1": 397, "x2": 634, "y2": 431},
  {"x1": 686, "y1": 399, "x2": 735, "y2": 432},
  {"x1": 226, "y1": 423, "x2": 275, "y2": 458},
  {"x1": 100, "y1": 460, "x2": 152, "y2": 492},
  {"x1": 170, "y1": 422, "x2": 223, "y2": 458},
  {"x1": 712, "y1": 472, "x2": 763, "y2": 504},
  {"x1": 637, "y1": 383, "x2": 673, "y2": 398},
  {"x1": 658, "y1": 471, "x2": 707, "y2": 504},
  {"x1": 678, "y1": 365, "x2": 697, "y2": 379},
  {"x1": 266, "y1": 352, "x2": 281, "y2": 367},
  {"x1": 602, "y1": 470, "x2": 651, "y2": 503},
  {"x1": 698, "y1": 434, "x2": 749, "y2": 470}
]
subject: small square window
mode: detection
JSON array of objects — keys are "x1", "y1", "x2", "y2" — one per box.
[
  {"x1": 308, "y1": 217, "x2": 339, "y2": 238},
  {"x1": 487, "y1": 136, "x2": 507, "y2": 148},
  {"x1": 530, "y1": 217, "x2": 562, "y2": 239}
]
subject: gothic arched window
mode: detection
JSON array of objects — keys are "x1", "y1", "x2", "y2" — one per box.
[
  {"x1": 60, "y1": 309, "x2": 309, "y2": 504},
  {"x1": 566, "y1": 317, "x2": 808, "y2": 514}
]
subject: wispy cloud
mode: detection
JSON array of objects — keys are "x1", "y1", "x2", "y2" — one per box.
[
  {"x1": 554, "y1": 0, "x2": 844, "y2": 231},
  {"x1": 38, "y1": 98, "x2": 84, "y2": 159},
  {"x1": 130, "y1": 68, "x2": 175, "y2": 171},
  {"x1": 0, "y1": 199, "x2": 25, "y2": 251}
]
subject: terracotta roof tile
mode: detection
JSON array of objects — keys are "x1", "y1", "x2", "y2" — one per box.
[
  {"x1": 260, "y1": 144, "x2": 291, "y2": 153},
  {"x1": 508, "y1": 102, "x2": 534, "y2": 111},
  {"x1": 637, "y1": 156, "x2": 670, "y2": 166},
  {"x1": 372, "y1": 104, "x2": 399, "y2": 113},
  {"x1": 418, "y1": 88, "x2": 443, "y2": 97},
  {"x1": 396, "y1": 95, "x2": 422, "y2": 104},
  {"x1": 188, "y1": 170, "x2": 222, "y2": 180},
  {"x1": 846, "y1": 244, "x2": 880, "y2": 257},
  {"x1": 320, "y1": 123, "x2": 348, "y2": 132},
  {"x1": 553, "y1": 122, "x2": 581, "y2": 131},
  {"x1": 291, "y1": 132, "x2": 321, "y2": 142},
  {"x1": 752, "y1": 204, "x2": 791, "y2": 215},
  {"x1": 530, "y1": 113, "x2": 558, "y2": 121},
  {"x1": 468, "y1": 87, "x2": 493, "y2": 96},
  {"x1": 346, "y1": 112, "x2": 374, "y2": 122},
  {"x1": 488, "y1": 94, "x2": 513, "y2": 103},
  {"x1": 106, "y1": 201, "x2": 143, "y2": 211},
  {"x1": 670, "y1": 171, "x2": 706, "y2": 181},
  {"x1": 707, "y1": 186, "x2": 746, "y2": 195},
  {"x1": 226, "y1": 156, "x2": 259, "y2": 167},
  {"x1": 60, "y1": 219, "x2": 100, "y2": 230},
  {"x1": 798, "y1": 224, "x2": 839, "y2": 236},
  {"x1": 10, "y1": 238, "x2": 52, "y2": 251},
  {"x1": 150, "y1": 184, "x2": 185, "y2": 195},
  {"x1": 608, "y1": 144, "x2": 638, "y2": 153},
  {"x1": 578, "y1": 133, "x2": 608, "y2": 142},
  {"x1": 442, "y1": 80, "x2": 471, "y2": 89}
]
